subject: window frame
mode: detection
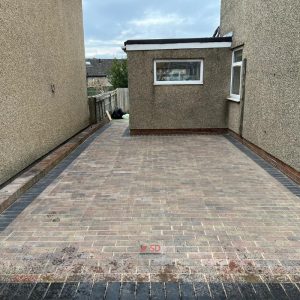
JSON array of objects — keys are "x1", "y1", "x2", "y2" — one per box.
[
  {"x1": 153, "y1": 59, "x2": 204, "y2": 86},
  {"x1": 229, "y1": 48, "x2": 243, "y2": 101}
]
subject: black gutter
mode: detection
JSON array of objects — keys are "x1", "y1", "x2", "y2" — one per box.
[{"x1": 124, "y1": 37, "x2": 232, "y2": 46}]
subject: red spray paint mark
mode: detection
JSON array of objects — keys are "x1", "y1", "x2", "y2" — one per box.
[{"x1": 140, "y1": 244, "x2": 161, "y2": 254}]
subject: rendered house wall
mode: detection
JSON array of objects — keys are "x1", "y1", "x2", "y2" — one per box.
[
  {"x1": 0, "y1": 0, "x2": 89, "y2": 185},
  {"x1": 128, "y1": 48, "x2": 231, "y2": 130},
  {"x1": 221, "y1": 0, "x2": 300, "y2": 171}
]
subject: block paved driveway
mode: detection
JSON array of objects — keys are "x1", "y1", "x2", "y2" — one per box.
[{"x1": 0, "y1": 120, "x2": 300, "y2": 299}]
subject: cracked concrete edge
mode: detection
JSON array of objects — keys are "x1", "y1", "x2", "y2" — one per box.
[{"x1": 0, "y1": 118, "x2": 110, "y2": 214}]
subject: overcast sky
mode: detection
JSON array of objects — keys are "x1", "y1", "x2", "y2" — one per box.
[{"x1": 82, "y1": 0, "x2": 221, "y2": 58}]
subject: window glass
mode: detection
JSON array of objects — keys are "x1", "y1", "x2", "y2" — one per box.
[
  {"x1": 230, "y1": 48, "x2": 243, "y2": 99},
  {"x1": 231, "y1": 66, "x2": 241, "y2": 95},
  {"x1": 156, "y1": 61, "x2": 201, "y2": 82},
  {"x1": 234, "y1": 50, "x2": 243, "y2": 62}
]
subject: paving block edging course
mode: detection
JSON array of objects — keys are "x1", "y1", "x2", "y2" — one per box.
[{"x1": 0, "y1": 119, "x2": 109, "y2": 214}]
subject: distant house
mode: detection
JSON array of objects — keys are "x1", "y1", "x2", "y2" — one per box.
[{"x1": 85, "y1": 59, "x2": 115, "y2": 94}]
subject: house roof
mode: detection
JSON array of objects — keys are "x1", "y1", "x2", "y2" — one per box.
[
  {"x1": 85, "y1": 59, "x2": 116, "y2": 78},
  {"x1": 123, "y1": 37, "x2": 232, "y2": 51}
]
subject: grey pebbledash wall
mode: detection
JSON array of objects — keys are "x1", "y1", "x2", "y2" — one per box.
[
  {"x1": 220, "y1": 0, "x2": 300, "y2": 171},
  {"x1": 127, "y1": 48, "x2": 231, "y2": 130},
  {"x1": 0, "y1": 0, "x2": 89, "y2": 185}
]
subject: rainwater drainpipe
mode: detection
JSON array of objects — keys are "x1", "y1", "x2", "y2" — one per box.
[{"x1": 239, "y1": 58, "x2": 247, "y2": 136}]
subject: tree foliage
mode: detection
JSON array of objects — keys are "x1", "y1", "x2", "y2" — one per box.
[{"x1": 108, "y1": 59, "x2": 128, "y2": 89}]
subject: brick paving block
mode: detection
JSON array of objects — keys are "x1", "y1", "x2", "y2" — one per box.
[
  {"x1": 105, "y1": 282, "x2": 121, "y2": 300},
  {"x1": 193, "y1": 282, "x2": 211, "y2": 300},
  {"x1": 89, "y1": 282, "x2": 107, "y2": 300},
  {"x1": 0, "y1": 283, "x2": 20, "y2": 299},
  {"x1": 94, "y1": 273, "x2": 122, "y2": 283},
  {"x1": 180, "y1": 282, "x2": 196, "y2": 299},
  {"x1": 251, "y1": 283, "x2": 273, "y2": 300},
  {"x1": 267, "y1": 283, "x2": 289, "y2": 299},
  {"x1": 44, "y1": 282, "x2": 64, "y2": 299},
  {"x1": 122, "y1": 273, "x2": 150, "y2": 283},
  {"x1": 223, "y1": 283, "x2": 243, "y2": 299},
  {"x1": 28, "y1": 283, "x2": 50, "y2": 300},
  {"x1": 0, "y1": 282, "x2": 6, "y2": 295},
  {"x1": 120, "y1": 282, "x2": 136, "y2": 299},
  {"x1": 136, "y1": 282, "x2": 150, "y2": 300},
  {"x1": 151, "y1": 282, "x2": 165, "y2": 300},
  {"x1": 73, "y1": 282, "x2": 93, "y2": 299},
  {"x1": 165, "y1": 282, "x2": 180, "y2": 300},
  {"x1": 208, "y1": 283, "x2": 226, "y2": 300},
  {"x1": 59, "y1": 282, "x2": 79, "y2": 299},
  {"x1": 281, "y1": 283, "x2": 300, "y2": 299},
  {"x1": 13, "y1": 283, "x2": 36, "y2": 299},
  {"x1": 238, "y1": 283, "x2": 258, "y2": 300}
]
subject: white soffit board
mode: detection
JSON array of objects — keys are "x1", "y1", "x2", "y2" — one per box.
[{"x1": 125, "y1": 42, "x2": 232, "y2": 51}]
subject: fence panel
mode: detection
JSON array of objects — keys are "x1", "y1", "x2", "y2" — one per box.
[
  {"x1": 116, "y1": 88, "x2": 129, "y2": 112},
  {"x1": 88, "y1": 88, "x2": 129, "y2": 124}
]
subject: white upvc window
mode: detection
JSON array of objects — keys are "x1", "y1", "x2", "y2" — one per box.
[
  {"x1": 230, "y1": 48, "x2": 243, "y2": 101},
  {"x1": 154, "y1": 59, "x2": 204, "y2": 85}
]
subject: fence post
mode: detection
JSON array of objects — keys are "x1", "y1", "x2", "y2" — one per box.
[
  {"x1": 88, "y1": 97, "x2": 97, "y2": 124},
  {"x1": 101, "y1": 100, "x2": 104, "y2": 120},
  {"x1": 123, "y1": 90, "x2": 125, "y2": 112},
  {"x1": 97, "y1": 99, "x2": 101, "y2": 123},
  {"x1": 98, "y1": 99, "x2": 101, "y2": 121}
]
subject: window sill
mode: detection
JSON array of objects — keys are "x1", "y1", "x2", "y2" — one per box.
[
  {"x1": 154, "y1": 82, "x2": 203, "y2": 86},
  {"x1": 226, "y1": 97, "x2": 240, "y2": 103}
]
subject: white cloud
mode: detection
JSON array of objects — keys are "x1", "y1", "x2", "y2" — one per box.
[
  {"x1": 85, "y1": 46, "x2": 125, "y2": 58},
  {"x1": 85, "y1": 39, "x2": 124, "y2": 47},
  {"x1": 83, "y1": 1, "x2": 221, "y2": 58},
  {"x1": 129, "y1": 10, "x2": 187, "y2": 27},
  {"x1": 85, "y1": 39, "x2": 125, "y2": 58}
]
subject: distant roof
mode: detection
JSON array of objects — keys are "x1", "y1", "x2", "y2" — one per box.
[
  {"x1": 85, "y1": 59, "x2": 123, "y2": 78},
  {"x1": 123, "y1": 37, "x2": 232, "y2": 52}
]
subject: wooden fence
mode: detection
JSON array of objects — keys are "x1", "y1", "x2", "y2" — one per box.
[
  {"x1": 88, "y1": 88, "x2": 129, "y2": 124},
  {"x1": 116, "y1": 88, "x2": 129, "y2": 112}
]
